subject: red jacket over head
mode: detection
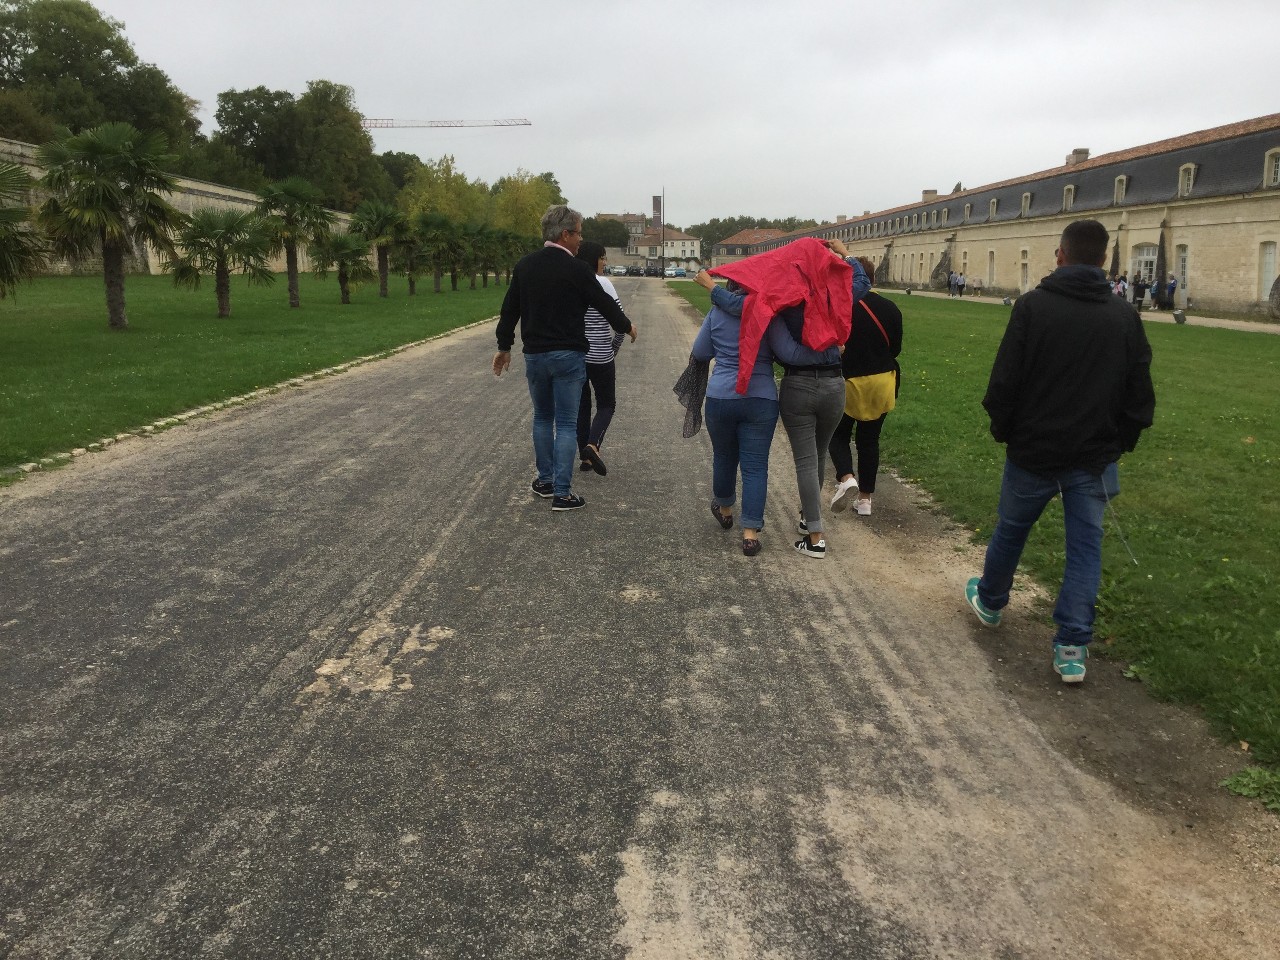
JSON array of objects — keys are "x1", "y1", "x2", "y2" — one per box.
[{"x1": 709, "y1": 238, "x2": 853, "y2": 394}]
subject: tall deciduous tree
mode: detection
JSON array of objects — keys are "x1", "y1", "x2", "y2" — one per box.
[
  {"x1": 0, "y1": 159, "x2": 46, "y2": 297},
  {"x1": 349, "y1": 199, "x2": 404, "y2": 298},
  {"x1": 400, "y1": 154, "x2": 490, "y2": 226},
  {"x1": 582, "y1": 216, "x2": 630, "y2": 249},
  {"x1": 490, "y1": 168, "x2": 560, "y2": 239},
  {"x1": 0, "y1": 0, "x2": 198, "y2": 148},
  {"x1": 36, "y1": 122, "x2": 183, "y2": 330},
  {"x1": 165, "y1": 208, "x2": 275, "y2": 317},
  {"x1": 257, "y1": 177, "x2": 335, "y2": 308}
]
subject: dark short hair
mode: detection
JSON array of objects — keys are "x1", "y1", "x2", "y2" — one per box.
[
  {"x1": 1059, "y1": 219, "x2": 1109, "y2": 266},
  {"x1": 855, "y1": 256, "x2": 876, "y2": 287},
  {"x1": 575, "y1": 240, "x2": 605, "y2": 268}
]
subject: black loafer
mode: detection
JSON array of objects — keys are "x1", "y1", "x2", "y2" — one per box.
[
  {"x1": 711, "y1": 503, "x2": 733, "y2": 530},
  {"x1": 742, "y1": 537, "x2": 762, "y2": 557},
  {"x1": 583, "y1": 445, "x2": 607, "y2": 476}
]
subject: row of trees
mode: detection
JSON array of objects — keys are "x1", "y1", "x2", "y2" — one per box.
[{"x1": 0, "y1": 123, "x2": 540, "y2": 326}]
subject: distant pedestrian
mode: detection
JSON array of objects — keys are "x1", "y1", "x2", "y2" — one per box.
[
  {"x1": 957, "y1": 272, "x2": 967, "y2": 297},
  {"x1": 1132, "y1": 274, "x2": 1148, "y2": 313},
  {"x1": 966, "y1": 219, "x2": 1155, "y2": 684},
  {"x1": 948, "y1": 271, "x2": 959, "y2": 297},
  {"x1": 494, "y1": 205, "x2": 637, "y2": 512}
]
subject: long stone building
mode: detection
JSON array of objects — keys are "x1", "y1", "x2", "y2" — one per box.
[{"x1": 743, "y1": 114, "x2": 1280, "y2": 317}]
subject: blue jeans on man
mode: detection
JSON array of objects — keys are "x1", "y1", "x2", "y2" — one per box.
[
  {"x1": 524, "y1": 350, "x2": 587, "y2": 496},
  {"x1": 976, "y1": 459, "x2": 1118, "y2": 646},
  {"x1": 704, "y1": 396, "x2": 779, "y2": 531}
]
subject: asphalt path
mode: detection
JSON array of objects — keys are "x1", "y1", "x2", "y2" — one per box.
[{"x1": 1, "y1": 279, "x2": 1276, "y2": 959}]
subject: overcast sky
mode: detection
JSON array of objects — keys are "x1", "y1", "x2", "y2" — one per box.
[{"x1": 91, "y1": 0, "x2": 1277, "y2": 228}]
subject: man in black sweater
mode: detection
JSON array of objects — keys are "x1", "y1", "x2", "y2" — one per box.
[
  {"x1": 965, "y1": 219, "x2": 1155, "y2": 684},
  {"x1": 493, "y1": 205, "x2": 637, "y2": 511}
]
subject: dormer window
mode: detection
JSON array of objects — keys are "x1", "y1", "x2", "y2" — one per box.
[
  {"x1": 1021, "y1": 192, "x2": 1032, "y2": 216},
  {"x1": 942, "y1": 208, "x2": 949, "y2": 225},
  {"x1": 1063, "y1": 184, "x2": 1075, "y2": 211},
  {"x1": 1178, "y1": 163, "x2": 1196, "y2": 198},
  {"x1": 963, "y1": 202, "x2": 972, "y2": 221},
  {"x1": 912, "y1": 213, "x2": 919, "y2": 228},
  {"x1": 989, "y1": 198, "x2": 998, "y2": 219},
  {"x1": 930, "y1": 210, "x2": 937, "y2": 227},
  {"x1": 1114, "y1": 175, "x2": 1128, "y2": 204},
  {"x1": 1267, "y1": 149, "x2": 1280, "y2": 187}
]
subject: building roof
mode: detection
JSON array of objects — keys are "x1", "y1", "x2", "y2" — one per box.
[
  {"x1": 636, "y1": 228, "x2": 698, "y2": 243},
  {"x1": 718, "y1": 228, "x2": 786, "y2": 247}
]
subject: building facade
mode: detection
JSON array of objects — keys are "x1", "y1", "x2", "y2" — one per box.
[{"x1": 743, "y1": 114, "x2": 1280, "y2": 316}]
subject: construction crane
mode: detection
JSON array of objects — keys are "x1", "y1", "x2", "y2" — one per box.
[{"x1": 361, "y1": 118, "x2": 531, "y2": 129}]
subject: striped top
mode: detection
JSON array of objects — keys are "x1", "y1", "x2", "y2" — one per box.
[{"x1": 585, "y1": 275, "x2": 625, "y2": 364}]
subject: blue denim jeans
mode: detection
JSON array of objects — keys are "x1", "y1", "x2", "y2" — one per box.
[
  {"x1": 704, "y1": 396, "x2": 779, "y2": 531},
  {"x1": 977, "y1": 459, "x2": 1119, "y2": 646},
  {"x1": 524, "y1": 350, "x2": 587, "y2": 496}
]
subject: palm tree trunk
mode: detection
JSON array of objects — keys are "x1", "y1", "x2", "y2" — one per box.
[
  {"x1": 469, "y1": 271, "x2": 477, "y2": 290},
  {"x1": 215, "y1": 263, "x2": 231, "y2": 317},
  {"x1": 102, "y1": 238, "x2": 128, "y2": 330},
  {"x1": 449, "y1": 269, "x2": 458, "y2": 292},
  {"x1": 378, "y1": 246, "x2": 389, "y2": 297},
  {"x1": 482, "y1": 269, "x2": 489, "y2": 289},
  {"x1": 433, "y1": 268, "x2": 443, "y2": 293},
  {"x1": 408, "y1": 275, "x2": 417, "y2": 296},
  {"x1": 339, "y1": 264, "x2": 351, "y2": 304},
  {"x1": 286, "y1": 241, "x2": 300, "y2": 308}
]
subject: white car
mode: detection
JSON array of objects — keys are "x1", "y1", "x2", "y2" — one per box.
[
  {"x1": 609, "y1": 265, "x2": 628, "y2": 276},
  {"x1": 663, "y1": 266, "x2": 677, "y2": 277}
]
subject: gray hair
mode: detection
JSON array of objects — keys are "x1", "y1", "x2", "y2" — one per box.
[{"x1": 541, "y1": 204, "x2": 582, "y2": 242}]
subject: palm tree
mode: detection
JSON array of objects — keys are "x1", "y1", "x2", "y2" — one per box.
[
  {"x1": 311, "y1": 231, "x2": 374, "y2": 304},
  {"x1": 256, "y1": 177, "x2": 335, "y2": 309},
  {"x1": 393, "y1": 212, "x2": 431, "y2": 296},
  {"x1": 417, "y1": 213, "x2": 459, "y2": 294},
  {"x1": 36, "y1": 123, "x2": 184, "y2": 330},
  {"x1": 165, "y1": 208, "x2": 276, "y2": 317},
  {"x1": 349, "y1": 199, "x2": 405, "y2": 298},
  {"x1": 0, "y1": 161, "x2": 47, "y2": 299}
]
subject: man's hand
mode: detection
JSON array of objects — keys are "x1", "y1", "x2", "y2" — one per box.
[
  {"x1": 492, "y1": 350, "x2": 511, "y2": 376},
  {"x1": 824, "y1": 238, "x2": 850, "y2": 259},
  {"x1": 627, "y1": 324, "x2": 638, "y2": 343},
  {"x1": 694, "y1": 269, "x2": 716, "y2": 291}
]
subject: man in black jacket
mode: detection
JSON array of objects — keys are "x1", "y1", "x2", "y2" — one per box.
[
  {"x1": 493, "y1": 205, "x2": 637, "y2": 511},
  {"x1": 965, "y1": 219, "x2": 1155, "y2": 683}
]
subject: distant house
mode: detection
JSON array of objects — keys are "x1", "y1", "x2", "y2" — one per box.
[
  {"x1": 711, "y1": 229, "x2": 786, "y2": 268},
  {"x1": 596, "y1": 212, "x2": 648, "y2": 237},
  {"x1": 626, "y1": 228, "x2": 702, "y2": 270}
]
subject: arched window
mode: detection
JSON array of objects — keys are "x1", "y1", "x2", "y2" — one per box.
[
  {"x1": 989, "y1": 198, "x2": 998, "y2": 219},
  {"x1": 1063, "y1": 185, "x2": 1075, "y2": 211},
  {"x1": 1114, "y1": 175, "x2": 1128, "y2": 204},
  {"x1": 1178, "y1": 163, "x2": 1196, "y2": 198},
  {"x1": 1021, "y1": 192, "x2": 1032, "y2": 216},
  {"x1": 1267, "y1": 149, "x2": 1280, "y2": 188},
  {"x1": 963, "y1": 203, "x2": 972, "y2": 221}
]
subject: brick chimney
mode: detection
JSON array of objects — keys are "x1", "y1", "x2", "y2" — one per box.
[
  {"x1": 1065, "y1": 148, "x2": 1090, "y2": 166},
  {"x1": 836, "y1": 214, "x2": 847, "y2": 223},
  {"x1": 922, "y1": 189, "x2": 938, "y2": 202}
]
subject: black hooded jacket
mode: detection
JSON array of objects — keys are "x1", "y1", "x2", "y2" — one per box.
[{"x1": 983, "y1": 265, "x2": 1155, "y2": 475}]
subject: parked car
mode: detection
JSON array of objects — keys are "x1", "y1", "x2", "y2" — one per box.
[
  {"x1": 626, "y1": 265, "x2": 644, "y2": 277},
  {"x1": 644, "y1": 265, "x2": 662, "y2": 277},
  {"x1": 663, "y1": 266, "x2": 677, "y2": 277},
  {"x1": 674, "y1": 267, "x2": 687, "y2": 277},
  {"x1": 609, "y1": 264, "x2": 628, "y2": 276}
]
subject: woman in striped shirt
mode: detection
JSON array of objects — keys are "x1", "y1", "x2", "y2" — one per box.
[{"x1": 574, "y1": 241, "x2": 633, "y2": 476}]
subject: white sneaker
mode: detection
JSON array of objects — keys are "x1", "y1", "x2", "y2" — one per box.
[
  {"x1": 855, "y1": 498, "x2": 872, "y2": 516},
  {"x1": 830, "y1": 476, "x2": 858, "y2": 512}
]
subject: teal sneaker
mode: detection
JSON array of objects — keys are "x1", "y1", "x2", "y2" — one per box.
[
  {"x1": 1053, "y1": 644, "x2": 1088, "y2": 683},
  {"x1": 965, "y1": 577, "x2": 1002, "y2": 627}
]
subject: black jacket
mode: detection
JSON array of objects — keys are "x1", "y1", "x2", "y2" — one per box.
[
  {"x1": 841, "y1": 291, "x2": 902, "y2": 379},
  {"x1": 496, "y1": 246, "x2": 631, "y2": 354},
  {"x1": 984, "y1": 265, "x2": 1155, "y2": 474}
]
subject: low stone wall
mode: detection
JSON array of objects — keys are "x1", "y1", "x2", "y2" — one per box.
[{"x1": 1, "y1": 136, "x2": 349, "y2": 276}]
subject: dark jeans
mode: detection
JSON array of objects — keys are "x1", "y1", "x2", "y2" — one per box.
[
  {"x1": 828, "y1": 412, "x2": 887, "y2": 493},
  {"x1": 524, "y1": 350, "x2": 587, "y2": 497},
  {"x1": 704, "y1": 396, "x2": 779, "y2": 531},
  {"x1": 976, "y1": 459, "x2": 1118, "y2": 646},
  {"x1": 577, "y1": 361, "x2": 616, "y2": 455}
]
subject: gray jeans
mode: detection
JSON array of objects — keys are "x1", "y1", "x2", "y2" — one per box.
[{"x1": 778, "y1": 374, "x2": 846, "y2": 535}]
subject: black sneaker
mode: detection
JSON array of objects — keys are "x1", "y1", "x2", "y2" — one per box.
[
  {"x1": 551, "y1": 493, "x2": 586, "y2": 511},
  {"x1": 531, "y1": 479, "x2": 554, "y2": 498},
  {"x1": 794, "y1": 537, "x2": 826, "y2": 558}
]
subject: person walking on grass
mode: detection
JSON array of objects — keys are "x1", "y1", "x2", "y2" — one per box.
[
  {"x1": 966, "y1": 219, "x2": 1155, "y2": 683},
  {"x1": 493, "y1": 206, "x2": 637, "y2": 512}
]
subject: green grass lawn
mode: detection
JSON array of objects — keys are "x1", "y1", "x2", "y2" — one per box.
[
  {"x1": 0, "y1": 273, "x2": 506, "y2": 467},
  {"x1": 672, "y1": 281, "x2": 1280, "y2": 770}
]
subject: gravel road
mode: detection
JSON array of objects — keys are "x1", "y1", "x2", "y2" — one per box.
[{"x1": 1, "y1": 279, "x2": 1276, "y2": 959}]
